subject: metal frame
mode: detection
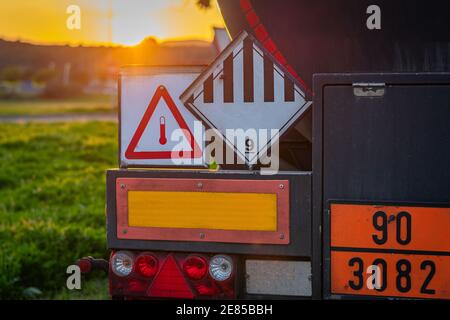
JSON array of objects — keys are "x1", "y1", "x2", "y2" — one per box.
[
  {"x1": 107, "y1": 169, "x2": 312, "y2": 258},
  {"x1": 118, "y1": 64, "x2": 207, "y2": 169},
  {"x1": 313, "y1": 72, "x2": 450, "y2": 300},
  {"x1": 115, "y1": 177, "x2": 290, "y2": 245}
]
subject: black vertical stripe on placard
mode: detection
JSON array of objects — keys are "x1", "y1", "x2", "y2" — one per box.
[
  {"x1": 284, "y1": 75, "x2": 295, "y2": 102},
  {"x1": 264, "y1": 54, "x2": 274, "y2": 102},
  {"x1": 203, "y1": 74, "x2": 213, "y2": 103},
  {"x1": 243, "y1": 37, "x2": 254, "y2": 102},
  {"x1": 223, "y1": 53, "x2": 234, "y2": 103}
]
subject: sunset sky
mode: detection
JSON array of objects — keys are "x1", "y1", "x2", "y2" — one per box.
[{"x1": 0, "y1": 0, "x2": 225, "y2": 46}]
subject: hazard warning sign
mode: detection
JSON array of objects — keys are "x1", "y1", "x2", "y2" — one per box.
[
  {"x1": 120, "y1": 66, "x2": 205, "y2": 167},
  {"x1": 180, "y1": 31, "x2": 311, "y2": 165}
]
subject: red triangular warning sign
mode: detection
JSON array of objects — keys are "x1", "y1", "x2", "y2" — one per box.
[
  {"x1": 147, "y1": 255, "x2": 194, "y2": 299},
  {"x1": 125, "y1": 85, "x2": 202, "y2": 160}
]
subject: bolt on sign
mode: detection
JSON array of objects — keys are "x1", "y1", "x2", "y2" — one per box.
[
  {"x1": 120, "y1": 66, "x2": 205, "y2": 167},
  {"x1": 180, "y1": 31, "x2": 312, "y2": 166},
  {"x1": 329, "y1": 203, "x2": 450, "y2": 299}
]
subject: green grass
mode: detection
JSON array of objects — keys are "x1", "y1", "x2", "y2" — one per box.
[
  {"x1": 48, "y1": 277, "x2": 109, "y2": 300},
  {"x1": 0, "y1": 121, "x2": 117, "y2": 299},
  {"x1": 0, "y1": 96, "x2": 116, "y2": 116}
]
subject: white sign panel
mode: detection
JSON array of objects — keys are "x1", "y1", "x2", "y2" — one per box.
[
  {"x1": 181, "y1": 31, "x2": 312, "y2": 164},
  {"x1": 120, "y1": 66, "x2": 205, "y2": 167}
]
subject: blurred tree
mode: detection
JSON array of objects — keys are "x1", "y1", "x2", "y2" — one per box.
[
  {"x1": 0, "y1": 66, "x2": 24, "y2": 82},
  {"x1": 197, "y1": 0, "x2": 211, "y2": 10},
  {"x1": 32, "y1": 68, "x2": 57, "y2": 83},
  {"x1": 137, "y1": 37, "x2": 158, "y2": 49},
  {"x1": 96, "y1": 68, "x2": 110, "y2": 82},
  {"x1": 21, "y1": 68, "x2": 35, "y2": 82},
  {"x1": 71, "y1": 69, "x2": 90, "y2": 86}
]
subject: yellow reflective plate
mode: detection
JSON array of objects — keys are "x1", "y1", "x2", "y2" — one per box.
[
  {"x1": 128, "y1": 191, "x2": 277, "y2": 231},
  {"x1": 115, "y1": 177, "x2": 290, "y2": 244}
]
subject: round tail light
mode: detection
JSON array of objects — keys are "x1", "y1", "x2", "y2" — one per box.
[
  {"x1": 209, "y1": 255, "x2": 233, "y2": 282},
  {"x1": 111, "y1": 251, "x2": 134, "y2": 277},
  {"x1": 135, "y1": 254, "x2": 158, "y2": 278},
  {"x1": 183, "y1": 255, "x2": 207, "y2": 280}
]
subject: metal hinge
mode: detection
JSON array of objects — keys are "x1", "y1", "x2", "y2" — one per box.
[{"x1": 353, "y1": 82, "x2": 385, "y2": 97}]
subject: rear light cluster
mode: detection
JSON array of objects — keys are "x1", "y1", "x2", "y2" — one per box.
[{"x1": 109, "y1": 251, "x2": 235, "y2": 299}]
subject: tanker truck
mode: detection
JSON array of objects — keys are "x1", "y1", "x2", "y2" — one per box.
[{"x1": 79, "y1": 0, "x2": 450, "y2": 300}]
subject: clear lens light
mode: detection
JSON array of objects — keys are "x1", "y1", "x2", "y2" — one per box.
[
  {"x1": 111, "y1": 251, "x2": 134, "y2": 277},
  {"x1": 209, "y1": 255, "x2": 233, "y2": 281}
]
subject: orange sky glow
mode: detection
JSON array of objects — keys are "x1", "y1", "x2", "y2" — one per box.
[{"x1": 0, "y1": 0, "x2": 225, "y2": 46}]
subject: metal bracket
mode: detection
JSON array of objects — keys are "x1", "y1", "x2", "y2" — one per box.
[{"x1": 353, "y1": 82, "x2": 386, "y2": 97}]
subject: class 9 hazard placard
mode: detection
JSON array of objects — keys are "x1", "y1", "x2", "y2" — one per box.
[
  {"x1": 329, "y1": 203, "x2": 450, "y2": 299},
  {"x1": 120, "y1": 66, "x2": 205, "y2": 167}
]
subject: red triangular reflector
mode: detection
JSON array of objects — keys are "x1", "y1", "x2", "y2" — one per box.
[
  {"x1": 148, "y1": 255, "x2": 194, "y2": 299},
  {"x1": 125, "y1": 86, "x2": 202, "y2": 160}
]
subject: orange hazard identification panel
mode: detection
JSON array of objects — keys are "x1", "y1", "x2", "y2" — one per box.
[
  {"x1": 331, "y1": 251, "x2": 450, "y2": 299},
  {"x1": 330, "y1": 203, "x2": 450, "y2": 299},
  {"x1": 331, "y1": 204, "x2": 450, "y2": 252}
]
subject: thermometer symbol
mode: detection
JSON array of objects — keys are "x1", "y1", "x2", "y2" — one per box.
[{"x1": 159, "y1": 116, "x2": 167, "y2": 145}]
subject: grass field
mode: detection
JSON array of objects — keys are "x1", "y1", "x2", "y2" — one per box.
[
  {"x1": 0, "y1": 96, "x2": 116, "y2": 117},
  {"x1": 0, "y1": 121, "x2": 117, "y2": 299}
]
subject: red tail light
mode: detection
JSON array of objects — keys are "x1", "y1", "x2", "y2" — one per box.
[
  {"x1": 183, "y1": 255, "x2": 207, "y2": 280},
  {"x1": 148, "y1": 255, "x2": 194, "y2": 299},
  {"x1": 135, "y1": 254, "x2": 158, "y2": 278},
  {"x1": 77, "y1": 258, "x2": 92, "y2": 274}
]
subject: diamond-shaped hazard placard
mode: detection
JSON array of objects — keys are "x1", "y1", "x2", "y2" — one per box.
[{"x1": 181, "y1": 31, "x2": 311, "y2": 164}]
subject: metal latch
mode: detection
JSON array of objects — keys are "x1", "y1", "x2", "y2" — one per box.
[{"x1": 353, "y1": 82, "x2": 385, "y2": 97}]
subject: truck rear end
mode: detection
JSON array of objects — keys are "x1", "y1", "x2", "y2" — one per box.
[
  {"x1": 106, "y1": 169, "x2": 313, "y2": 299},
  {"x1": 102, "y1": 72, "x2": 450, "y2": 300},
  {"x1": 78, "y1": 0, "x2": 450, "y2": 300}
]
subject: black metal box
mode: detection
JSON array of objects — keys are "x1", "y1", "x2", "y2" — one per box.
[{"x1": 313, "y1": 73, "x2": 450, "y2": 299}]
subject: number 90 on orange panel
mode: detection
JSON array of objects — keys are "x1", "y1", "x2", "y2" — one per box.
[{"x1": 330, "y1": 204, "x2": 450, "y2": 252}]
